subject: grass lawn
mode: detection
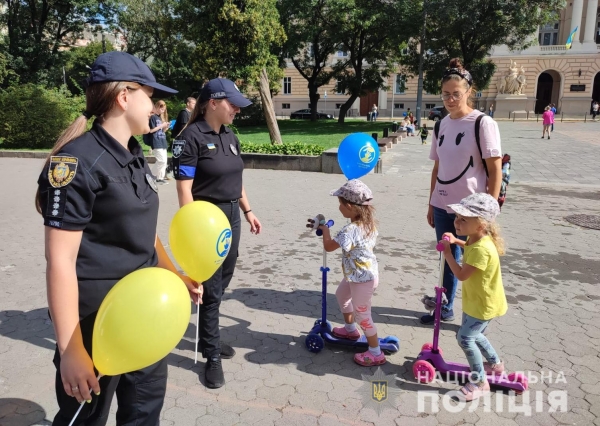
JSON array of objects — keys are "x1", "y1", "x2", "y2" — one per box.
[{"x1": 235, "y1": 119, "x2": 397, "y2": 149}]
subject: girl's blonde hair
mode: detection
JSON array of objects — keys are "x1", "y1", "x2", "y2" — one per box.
[
  {"x1": 35, "y1": 81, "x2": 142, "y2": 214},
  {"x1": 478, "y1": 218, "x2": 505, "y2": 255},
  {"x1": 154, "y1": 100, "x2": 168, "y2": 122},
  {"x1": 339, "y1": 197, "x2": 378, "y2": 237}
]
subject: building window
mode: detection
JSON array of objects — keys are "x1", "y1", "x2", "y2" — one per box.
[
  {"x1": 335, "y1": 81, "x2": 344, "y2": 95},
  {"x1": 335, "y1": 103, "x2": 343, "y2": 109},
  {"x1": 539, "y1": 21, "x2": 559, "y2": 45},
  {"x1": 336, "y1": 45, "x2": 348, "y2": 57},
  {"x1": 283, "y1": 77, "x2": 292, "y2": 94},
  {"x1": 425, "y1": 103, "x2": 436, "y2": 109},
  {"x1": 395, "y1": 75, "x2": 406, "y2": 94},
  {"x1": 394, "y1": 103, "x2": 404, "y2": 109},
  {"x1": 282, "y1": 103, "x2": 290, "y2": 109}
]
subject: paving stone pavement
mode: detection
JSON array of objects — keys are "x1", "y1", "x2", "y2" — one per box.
[{"x1": 0, "y1": 120, "x2": 599, "y2": 426}]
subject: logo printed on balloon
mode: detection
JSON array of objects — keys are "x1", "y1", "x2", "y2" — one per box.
[
  {"x1": 216, "y1": 228, "x2": 232, "y2": 258},
  {"x1": 359, "y1": 144, "x2": 376, "y2": 165}
]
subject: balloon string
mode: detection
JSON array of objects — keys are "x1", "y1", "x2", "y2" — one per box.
[
  {"x1": 68, "y1": 374, "x2": 102, "y2": 426},
  {"x1": 194, "y1": 297, "x2": 200, "y2": 364}
]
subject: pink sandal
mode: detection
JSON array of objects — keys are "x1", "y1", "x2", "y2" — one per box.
[
  {"x1": 354, "y1": 350, "x2": 386, "y2": 366},
  {"x1": 332, "y1": 326, "x2": 360, "y2": 340},
  {"x1": 458, "y1": 381, "x2": 490, "y2": 401}
]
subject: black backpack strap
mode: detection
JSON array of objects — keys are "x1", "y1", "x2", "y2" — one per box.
[
  {"x1": 474, "y1": 114, "x2": 488, "y2": 177},
  {"x1": 434, "y1": 120, "x2": 441, "y2": 140}
]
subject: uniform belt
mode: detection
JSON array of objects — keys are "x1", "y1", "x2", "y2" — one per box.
[{"x1": 196, "y1": 197, "x2": 239, "y2": 204}]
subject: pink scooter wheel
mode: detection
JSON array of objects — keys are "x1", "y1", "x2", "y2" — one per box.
[
  {"x1": 507, "y1": 372, "x2": 529, "y2": 393},
  {"x1": 420, "y1": 343, "x2": 444, "y2": 357},
  {"x1": 413, "y1": 360, "x2": 436, "y2": 383}
]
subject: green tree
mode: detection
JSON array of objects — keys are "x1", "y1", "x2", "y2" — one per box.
[
  {"x1": 179, "y1": 0, "x2": 286, "y2": 144},
  {"x1": 279, "y1": 0, "x2": 342, "y2": 122},
  {"x1": 1, "y1": 0, "x2": 114, "y2": 87},
  {"x1": 114, "y1": 0, "x2": 200, "y2": 98},
  {"x1": 400, "y1": 0, "x2": 565, "y2": 93},
  {"x1": 328, "y1": 0, "x2": 411, "y2": 123}
]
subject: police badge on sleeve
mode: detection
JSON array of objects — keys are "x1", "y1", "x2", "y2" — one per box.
[
  {"x1": 48, "y1": 156, "x2": 78, "y2": 188},
  {"x1": 172, "y1": 140, "x2": 186, "y2": 158}
]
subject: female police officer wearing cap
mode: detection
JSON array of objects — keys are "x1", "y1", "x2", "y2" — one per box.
[
  {"x1": 172, "y1": 78, "x2": 262, "y2": 389},
  {"x1": 35, "y1": 51, "x2": 200, "y2": 425}
]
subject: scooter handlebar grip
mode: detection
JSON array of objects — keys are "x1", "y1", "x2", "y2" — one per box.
[{"x1": 436, "y1": 236, "x2": 451, "y2": 251}]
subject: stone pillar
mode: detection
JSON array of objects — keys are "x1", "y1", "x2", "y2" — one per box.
[
  {"x1": 569, "y1": 0, "x2": 584, "y2": 49},
  {"x1": 583, "y1": 0, "x2": 599, "y2": 46}
]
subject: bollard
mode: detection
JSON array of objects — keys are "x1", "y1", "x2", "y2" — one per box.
[
  {"x1": 527, "y1": 111, "x2": 529, "y2": 120},
  {"x1": 585, "y1": 112, "x2": 587, "y2": 123},
  {"x1": 371, "y1": 132, "x2": 378, "y2": 141},
  {"x1": 383, "y1": 128, "x2": 389, "y2": 138},
  {"x1": 375, "y1": 158, "x2": 383, "y2": 174},
  {"x1": 537, "y1": 114, "x2": 539, "y2": 123},
  {"x1": 513, "y1": 112, "x2": 515, "y2": 122},
  {"x1": 561, "y1": 112, "x2": 564, "y2": 122}
]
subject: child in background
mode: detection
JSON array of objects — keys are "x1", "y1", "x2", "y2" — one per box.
[
  {"x1": 438, "y1": 193, "x2": 507, "y2": 401},
  {"x1": 417, "y1": 123, "x2": 429, "y2": 144},
  {"x1": 317, "y1": 180, "x2": 384, "y2": 366}
]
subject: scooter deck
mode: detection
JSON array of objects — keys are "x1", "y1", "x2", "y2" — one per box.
[
  {"x1": 417, "y1": 352, "x2": 527, "y2": 392},
  {"x1": 310, "y1": 325, "x2": 400, "y2": 353}
]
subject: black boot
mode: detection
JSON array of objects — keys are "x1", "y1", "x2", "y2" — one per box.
[{"x1": 205, "y1": 355, "x2": 225, "y2": 389}]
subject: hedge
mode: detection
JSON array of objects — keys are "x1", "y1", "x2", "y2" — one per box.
[{"x1": 0, "y1": 84, "x2": 85, "y2": 149}]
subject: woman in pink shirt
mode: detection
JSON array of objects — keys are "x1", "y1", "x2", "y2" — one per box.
[
  {"x1": 542, "y1": 106, "x2": 553, "y2": 139},
  {"x1": 422, "y1": 58, "x2": 503, "y2": 325}
]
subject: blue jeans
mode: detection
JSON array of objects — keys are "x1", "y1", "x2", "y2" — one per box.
[
  {"x1": 457, "y1": 313, "x2": 500, "y2": 382},
  {"x1": 433, "y1": 206, "x2": 465, "y2": 311}
]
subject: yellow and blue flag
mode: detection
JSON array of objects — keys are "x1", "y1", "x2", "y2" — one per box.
[{"x1": 566, "y1": 26, "x2": 578, "y2": 49}]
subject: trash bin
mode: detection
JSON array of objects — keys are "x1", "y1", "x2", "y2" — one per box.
[{"x1": 367, "y1": 112, "x2": 373, "y2": 121}]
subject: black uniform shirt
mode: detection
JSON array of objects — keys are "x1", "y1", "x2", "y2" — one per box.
[
  {"x1": 38, "y1": 121, "x2": 159, "y2": 319},
  {"x1": 172, "y1": 119, "x2": 244, "y2": 203}
]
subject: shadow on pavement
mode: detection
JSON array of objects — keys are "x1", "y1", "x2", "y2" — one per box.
[{"x1": 0, "y1": 398, "x2": 51, "y2": 425}]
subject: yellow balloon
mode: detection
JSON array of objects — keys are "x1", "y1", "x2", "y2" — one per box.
[
  {"x1": 169, "y1": 201, "x2": 232, "y2": 282},
  {"x1": 92, "y1": 268, "x2": 191, "y2": 376}
]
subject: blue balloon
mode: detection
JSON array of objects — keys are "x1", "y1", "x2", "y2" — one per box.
[{"x1": 337, "y1": 133, "x2": 380, "y2": 180}]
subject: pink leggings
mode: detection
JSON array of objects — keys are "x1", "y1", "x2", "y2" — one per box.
[{"x1": 335, "y1": 278, "x2": 379, "y2": 337}]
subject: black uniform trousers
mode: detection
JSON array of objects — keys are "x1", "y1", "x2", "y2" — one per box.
[
  {"x1": 199, "y1": 199, "x2": 241, "y2": 358},
  {"x1": 52, "y1": 312, "x2": 168, "y2": 426}
]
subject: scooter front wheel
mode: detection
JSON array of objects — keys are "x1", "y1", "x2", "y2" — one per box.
[
  {"x1": 413, "y1": 360, "x2": 436, "y2": 383},
  {"x1": 305, "y1": 334, "x2": 325, "y2": 353}
]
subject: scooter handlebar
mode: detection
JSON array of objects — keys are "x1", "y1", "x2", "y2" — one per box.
[{"x1": 306, "y1": 215, "x2": 334, "y2": 236}]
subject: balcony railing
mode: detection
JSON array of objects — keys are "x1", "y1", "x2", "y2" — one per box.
[{"x1": 540, "y1": 45, "x2": 567, "y2": 52}]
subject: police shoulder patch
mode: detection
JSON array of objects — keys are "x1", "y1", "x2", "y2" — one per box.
[
  {"x1": 172, "y1": 139, "x2": 186, "y2": 158},
  {"x1": 48, "y1": 156, "x2": 78, "y2": 188}
]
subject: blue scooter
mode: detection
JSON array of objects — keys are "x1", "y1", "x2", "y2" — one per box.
[{"x1": 304, "y1": 215, "x2": 400, "y2": 354}]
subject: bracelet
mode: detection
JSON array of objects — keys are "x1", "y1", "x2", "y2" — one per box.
[{"x1": 243, "y1": 209, "x2": 252, "y2": 215}]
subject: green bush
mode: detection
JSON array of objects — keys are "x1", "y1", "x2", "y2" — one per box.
[
  {"x1": 240, "y1": 141, "x2": 324, "y2": 156},
  {"x1": 0, "y1": 84, "x2": 85, "y2": 149}
]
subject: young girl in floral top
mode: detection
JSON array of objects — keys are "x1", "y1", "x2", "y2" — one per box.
[{"x1": 317, "y1": 179, "x2": 384, "y2": 366}]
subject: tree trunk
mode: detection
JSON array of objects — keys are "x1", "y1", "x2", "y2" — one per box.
[
  {"x1": 309, "y1": 82, "x2": 320, "y2": 122},
  {"x1": 258, "y1": 67, "x2": 282, "y2": 145},
  {"x1": 337, "y1": 94, "x2": 359, "y2": 124}
]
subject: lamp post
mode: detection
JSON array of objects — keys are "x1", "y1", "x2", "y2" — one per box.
[{"x1": 415, "y1": 1, "x2": 427, "y2": 124}]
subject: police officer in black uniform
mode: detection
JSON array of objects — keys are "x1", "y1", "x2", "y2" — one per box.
[
  {"x1": 36, "y1": 51, "x2": 200, "y2": 425},
  {"x1": 172, "y1": 78, "x2": 262, "y2": 389}
]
